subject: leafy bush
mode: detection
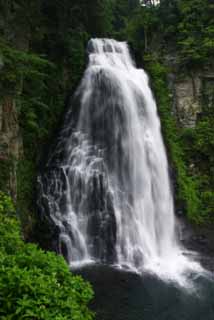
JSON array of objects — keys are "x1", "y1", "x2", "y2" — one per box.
[
  {"x1": 180, "y1": 115, "x2": 214, "y2": 222},
  {"x1": 0, "y1": 193, "x2": 94, "y2": 320},
  {"x1": 0, "y1": 191, "x2": 15, "y2": 215}
]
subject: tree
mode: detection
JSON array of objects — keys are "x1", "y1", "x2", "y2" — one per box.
[
  {"x1": 177, "y1": 0, "x2": 214, "y2": 66},
  {"x1": 126, "y1": 4, "x2": 158, "y2": 52},
  {"x1": 83, "y1": 0, "x2": 114, "y2": 37}
]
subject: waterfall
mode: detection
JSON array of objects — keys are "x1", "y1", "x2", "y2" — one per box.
[{"x1": 38, "y1": 39, "x2": 202, "y2": 286}]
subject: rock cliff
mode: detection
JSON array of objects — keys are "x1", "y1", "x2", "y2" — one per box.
[{"x1": 0, "y1": 97, "x2": 23, "y2": 199}]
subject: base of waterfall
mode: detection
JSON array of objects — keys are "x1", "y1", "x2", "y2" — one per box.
[
  {"x1": 74, "y1": 264, "x2": 214, "y2": 320},
  {"x1": 70, "y1": 246, "x2": 210, "y2": 290}
]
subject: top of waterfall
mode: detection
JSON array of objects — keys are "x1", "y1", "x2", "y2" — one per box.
[
  {"x1": 87, "y1": 38, "x2": 135, "y2": 71},
  {"x1": 88, "y1": 39, "x2": 127, "y2": 54}
]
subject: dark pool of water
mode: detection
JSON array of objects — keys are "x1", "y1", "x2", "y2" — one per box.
[{"x1": 75, "y1": 265, "x2": 214, "y2": 320}]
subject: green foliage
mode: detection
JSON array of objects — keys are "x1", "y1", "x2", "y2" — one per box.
[
  {"x1": 123, "y1": 0, "x2": 214, "y2": 67},
  {"x1": 0, "y1": 193, "x2": 94, "y2": 320},
  {"x1": 84, "y1": 0, "x2": 114, "y2": 37},
  {"x1": 125, "y1": 4, "x2": 158, "y2": 53},
  {"x1": 0, "y1": 192, "x2": 23, "y2": 255},
  {"x1": 158, "y1": 0, "x2": 214, "y2": 66},
  {"x1": 0, "y1": 249, "x2": 94, "y2": 320},
  {"x1": 176, "y1": 0, "x2": 214, "y2": 66},
  {"x1": 0, "y1": 40, "x2": 53, "y2": 94},
  {"x1": 201, "y1": 191, "x2": 214, "y2": 218},
  {"x1": 180, "y1": 113, "x2": 214, "y2": 222},
  {"x1": 111, "y1": 0, "x2": 140, "y2": 36},
  {"x1": 0, "y1": 191, "x2": 15, "y2": 215},
  {"x1": 16, "y1": 158, "x2": 37, "y2": 235},
  {"x1": 0, "y1": 39, "x2": 63, "y2": 217},
  {"x1": 0, "y1": 40, "x2": 59, "y2": 152},
  {"x1": 62, "y1": 30, "x2": 89, "y2": 87}
]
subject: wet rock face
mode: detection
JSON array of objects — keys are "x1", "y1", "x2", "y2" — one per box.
[
  {"x1": 202, "y1": 75, "x2": 214, "y2": 110},
  {"x1": 165, "y1": 53, "x2": 214, "y2": 128},
  {"x1": 0, "y1": 4, "x2": 29, "y2": 200},
  {"x1": 0, "y1": 96, "x2": 23, "y2": 199},
  {"x1": 175, "y1": 75, "x2": 202, "y2": 127},
  {"x1": 173, "y1": 72, "x2": 214, "y2": 128},
  {"x1": 178, "y1": 216, "x2": 214, "y2": 272}
]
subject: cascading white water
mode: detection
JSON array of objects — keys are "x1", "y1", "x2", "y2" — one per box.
[{"x1": 38, "y1": 39, "x2": 203, "y2": 286}]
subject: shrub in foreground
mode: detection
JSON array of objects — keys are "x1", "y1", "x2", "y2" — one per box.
[{"x1": 0, "y1": 192, "x2": 94, "y2": 320}]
